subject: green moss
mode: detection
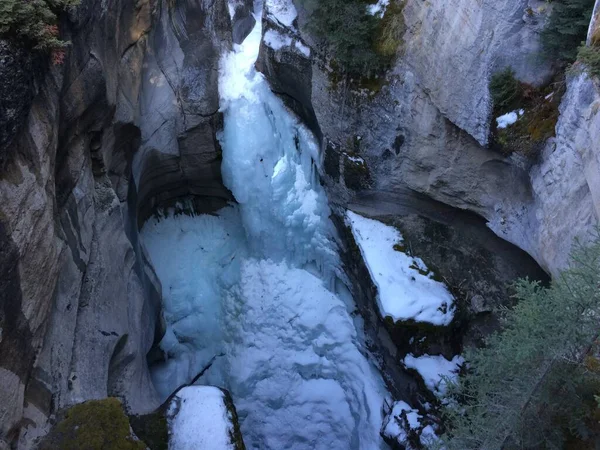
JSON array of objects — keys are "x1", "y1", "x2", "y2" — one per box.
[
  {"x1": 490, "y1": 70, "x2": 563, "y2": 157},
  {"x1": 129, "y1": 410, "x2": 168, "y2": 450},
  {"x1": 490, "y1": 68, "x2": 522, "y2": 111},
  {"x1": 222, "y1": 390, "x2": 246, "y2": 450},
  {"x1": 39, "y1": 398, "x2": 146, "y2": 450},
  {"x1": 393, "y1": 242, "x2": 407, "y2": 253},
  {"x1": 374, "y1": 0, "x2": 406, "y2": 59},
  {"x1": 576, "y1": 44, "x2": 600, "y2": 77},
  {"x1": 343, "y1": 153, "x2": 370, "y2": 190}
]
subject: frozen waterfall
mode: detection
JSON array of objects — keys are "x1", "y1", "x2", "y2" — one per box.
[{"x1": 141, "y1": 3, "x2": 390, "y2": 449}]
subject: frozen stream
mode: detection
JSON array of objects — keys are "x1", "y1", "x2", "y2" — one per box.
[{"x1": 141, "y1": 4, "x2": 390, "y2": 450}]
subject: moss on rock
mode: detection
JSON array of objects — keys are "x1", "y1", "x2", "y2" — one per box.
[
  {"x1": 221, "y1": 389, "x2": 246, "y2": 450},
  {"x1": 39, "y1": 398, "x2": 146, "y2": 450},
  {"x1": 129, "y1": 410, "x2": 168, "y2": 450},
  {"x1": 489, "y1": 70, "x2": 563, "y2": 157}
]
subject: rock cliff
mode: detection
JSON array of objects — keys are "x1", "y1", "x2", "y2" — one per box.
[
  {"x1": 274, "y1": 0, "x2": 600, "y2": 275},
  {"x1": 0, "y1": 0, "x2": 253, "y2": 447}
]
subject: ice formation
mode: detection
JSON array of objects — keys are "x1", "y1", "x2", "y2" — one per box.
[
  {"x1": 265, "y1": 0, "x2": 298, "y2": 28},
  {"x1": 346, "y1": 211, "x2": 455, "y2": 326},
  {"x1": 142, "y1": 3, "x2": 390, "y2": 449}
]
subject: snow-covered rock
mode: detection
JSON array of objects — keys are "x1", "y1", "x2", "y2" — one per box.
[
  {"x1": 382, "y1": 400, "x2": 440, "y2": 449},
  {"x1": 403, "y1": 353, "x2": 464, "y2": 396},
  {"x1": 367, "y1": 0, "x2": 390, "y2": 17},
  {"x1": 346, "y1": 211, "x2": 455, "y2": 326},
  {"x1": 168, "y1": 386, "x2": 244, "y2": 450}
]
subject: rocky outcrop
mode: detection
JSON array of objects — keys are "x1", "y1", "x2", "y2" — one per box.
[
  {"x1": 262, "y1": 0, "x2": 598, "y2": 275},
  {"x1": 400, "y1": 0, "x2": 553, "y2": 146},
  {"x1": 0, "y1": 0, "x2": 243, "y2": 447},
  {"x1": 256, "y1": 4, "x2": 320, "y2": 141},
  {"x1": 135, "y1": 0, "x2": 237, "y2": 226},
  {"x1": 524, "y1": 73, "x2": 600, "y2": 272}
]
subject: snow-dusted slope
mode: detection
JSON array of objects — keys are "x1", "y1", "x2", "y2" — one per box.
[{"x1": 142, "y1": 3, "x2": 390, "y2": 448}]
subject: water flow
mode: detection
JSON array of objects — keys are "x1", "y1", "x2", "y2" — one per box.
[{"x1": 142, "y1": 4, "x2": 390, "y2": 449}]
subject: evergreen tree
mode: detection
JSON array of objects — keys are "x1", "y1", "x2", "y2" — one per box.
[
  {"x1": 542, "y1": 0, "x2": 596, "y2": 63},
  {"x1": 0, "y1": 0, "x2": 78, "y2": 49},
  {"x1": 439, "y1": 233, "x2": 600, "y2": 449},
  {"x1": 300, "y1": 0, "x2": 383, "y2": 76}
]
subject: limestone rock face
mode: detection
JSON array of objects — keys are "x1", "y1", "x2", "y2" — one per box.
[
  {"x1": 401, "y1": 0, "x2": 553, "y2": 145},
  {"x1": 135, "y1": 0, "x2": 235, "y2": 225},
  {"x1": 256, "y1": 4, "x2": 320, "y2": 140},
  {"x1": 525, "y1": 74, "x2": 600, "y2": 272},
  {"x1": 0, "y1": 0, "x2": 238, "y2": 447},
  {"x1": 267, "y1": 0, "x2": 598, "y2": 275}
]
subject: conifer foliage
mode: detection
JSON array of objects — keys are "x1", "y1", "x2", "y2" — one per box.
[
  {"x1": 0, "y1": 0, "x2": 78, "y2": 50},
  {"x1": 299, "y1": 0, "x2": 385, "y2": 76},
  {"x1": 439, "y1": 234, "x2": 600, "y2": 449},
  {"x1": 542, "y1": 0, "x2": 596, "y2": 63}
]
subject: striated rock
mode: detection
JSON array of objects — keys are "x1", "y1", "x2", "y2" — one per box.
[
  {"x1": 524, "y1": 73, "x2": 600, "y2": 273},
  {"x1": 400, "y1": 0, "x2": 553, "y2": 145},
  {"x1": 231, "y1": 0, "x2": 257, "y2": 44},
  {"x1": 256, "y1": 1, "x2": 320, "y2": 141},
  {"x1": 272, "y1": 0, "x2": 599, "y2": 276},
  {"x1": 0, "y1": 0, "x2": 239, "y2": 447},
  {"x1": 135, "y1": 0, "x2": 234, "y2": 225}
]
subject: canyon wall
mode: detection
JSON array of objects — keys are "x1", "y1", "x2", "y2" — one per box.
[
  {"x1": 280, "y1": 0, "x2": 600, "y2": 275},
  {"x1": 0, "y1": 0, "x2": 252, "y2": 446}
]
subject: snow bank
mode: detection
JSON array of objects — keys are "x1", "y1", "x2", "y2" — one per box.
[
  {"x1": 346, "y1": 211, "x2": 454, "y2": 325},
  {"x1": 168, "y1": 386, "x2": 237, "y2": 450},
  {"x1": 263, "y1": 29, "x2": 292, "y2": 51},
  {"x1": 266, "y1": 0, "x2": 298, "y2": 27},
  {"x1": 403, "y1": 354, "x2": 464, "y2": 396},
  {"x1": 367, "y1": 0, "x2": 390, "y2": 17},
  {"x1": 496, "y1": 109, "x2": 525, "y2": 129}
]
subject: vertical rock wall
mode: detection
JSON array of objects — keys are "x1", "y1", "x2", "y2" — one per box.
[
  {"x1": 284, "y1": 0, "x2": 600, "y2": 275},
  {"x1": 0, "y1": 0, "x2": 250, "y2": 447}
]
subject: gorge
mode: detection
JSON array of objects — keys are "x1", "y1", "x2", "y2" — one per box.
[{"x1": 0, "y1": 0, "x2": 599, "y2": 448}]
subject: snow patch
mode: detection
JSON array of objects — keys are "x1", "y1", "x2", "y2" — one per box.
[
  {"x1": 346, "y1": 211, "x2": 455, "y2": 325},
  {"x1": 496, "y1": 109, "x2": 525, "y2": 129},
  {"x1": 382, "y1": 401, "x2": 441, "y2": 448},
  {"x1": 263, "y1": 29, "x2": 293, "y2": 51},
  {"x1": 168, "y1": 386, "x2": 236, "y2": 450},
  {"x1": 266, "y1": 0, "x2": 298, "y2": 27},
  {"x1": 367, "y1": 0, "x2": 390, "y2": 17},
  {"x1": 346, "y1": 154, "x2": 365, "y2": 164},
  {"x1": 403, "y1": 354, "x2": 464, "y2": 396},
  {"x1": 294, "y1": 40, "x2": 311, "y2": 57}
]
